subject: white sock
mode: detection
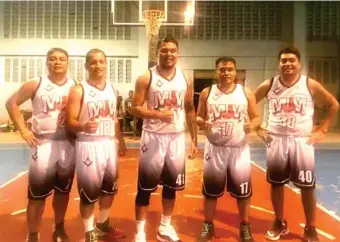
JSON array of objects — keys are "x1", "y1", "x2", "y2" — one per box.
[
  {"x1": 98, "y1": 208, "x2": 110, "y2": 223},
  {"x1": 136, "y1": 220, "x2": 146, "y2": 234},
  {"x1": 83, "y1": 215, "x2": 94, "y2": 232},
  {"x1": 160, "y1": 214, "x2": 171, "y2": 227}
]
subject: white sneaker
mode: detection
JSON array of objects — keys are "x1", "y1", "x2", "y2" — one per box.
[
  {"x1": 134, "y1": 232, "x2": 146, "y2": 242},
  {"x1": 157, "y1": 225, "x2": 182, "y2": 242}
]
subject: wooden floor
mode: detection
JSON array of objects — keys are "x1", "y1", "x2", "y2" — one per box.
[{"x1": 0, "y1": 150, "x2": 339, "y2": 242}]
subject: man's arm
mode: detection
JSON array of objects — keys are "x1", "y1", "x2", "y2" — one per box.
[
  {"x1": 309, "y1": 79, "x2": 339, "y2": 133},
  {"x1": 254, "y1": 79, "x2": 272, "y2": 104},
  {"x1": 244, "y1": 87, "x2": 261, "y2": 130},
  {"x1": 131, "y1": 72, "x2": 170, "y2": 121},
  {"x1": 6, "y1": 79, "x2": 39, "y2": 134},
  {"x1": 65, "y1": 84, "x2": 84, "y2": 134},
  {"x1": 196, "y1": 87, "x2": 210, "y2": 128},
  {"x1": 184, "y1": 78, "x2": 197, "y2": 146}
]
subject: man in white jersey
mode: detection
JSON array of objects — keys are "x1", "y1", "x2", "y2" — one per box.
[
  {"x1": 131, "y1": 35, "x2": 198, "y2": 242},
  {"x1": 196, "y1": 57, "x2": 260, "y2": 242},
  {"x1": 66, "y1": 49, "x2": 127, "y2": 242},
  {"x1": 255, "y1": 47, "x2": 339, "y2": 242},
  {"x1": 6, "y1": 48, "x2": 75, "y2": 242}
]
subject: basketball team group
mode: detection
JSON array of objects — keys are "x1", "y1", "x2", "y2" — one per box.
[{"x1": 5, "y1": 35, "x2": 339, "y2": 242}]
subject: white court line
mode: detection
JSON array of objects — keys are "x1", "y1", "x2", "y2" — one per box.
[
  {"x1": 184, "y1": 194, "x2": 203, "y2": 199},
  {"x1": 74, "y1": 197, "x2": 80, "y2": 201},
  {"x1": 299, "y1": 223, "x2": 335, "y2": 240},
  {"x1": 250, "y1": 205, "x2": 274, "y2": 215},
  {"x1": 0, "y1": 170, "x2": 28, "y2": 189},
  {"x1": 251, "y1": 161, "x2": 340, "y2": 222},
  {"x1": 11, "y1": 208, "x2": 26, "y2": 215}
]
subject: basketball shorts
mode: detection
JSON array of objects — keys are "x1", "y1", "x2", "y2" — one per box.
[
  {"x1": 202, "y1": 140, "x2": 252, "y2": 199},
  {"x1": 28, "y1": 139, "x2": 75, "y2": 199},
  {"x1": 266, "y1": 135, "x2": 315, "y2": 188},
  {"x1": 76, "y1": 138, "x2": 118, "y2": 204},
  {"x1": 138, "y1": 131, "x2": 185, "y2": 191}
]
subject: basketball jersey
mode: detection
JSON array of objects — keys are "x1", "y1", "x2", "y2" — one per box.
[
  {"x1": 206, "y1": 84, "x2": 248, "y2": 146},
  {"x1": 266, "y1": 75, "x2": 314, "y2": 136},
  {"x1": 78, "y1": 81, "x2": 117, "y2": 138},
  {"x1": 31, "y1": 75, "x2": 75, "y2": 136},
  {"x1": 143, "y1": 66, "x2": 187, "y2": 134}
]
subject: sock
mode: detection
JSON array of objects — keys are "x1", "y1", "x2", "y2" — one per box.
[
  {"x1": 83, "y1": 215, "x2": 94, "y2": 232},
  {"x1": 160, "y1": 214, "x2": 171, "y2": 227},
  {"x1": 136, "y1": 220, "x2": 146, "y2": 234},
  {"x1": 98, "y1": 208, "x2": 110, "y2": 223}
]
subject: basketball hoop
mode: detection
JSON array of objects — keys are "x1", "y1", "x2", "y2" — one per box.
[{"x1": 142, "y1": 10, "x2": 165, "y2": 36}]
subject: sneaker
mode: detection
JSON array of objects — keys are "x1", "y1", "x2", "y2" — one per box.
[
  {"x1": 52, "y1": 222, "x2": 69, "y2": 242},
  {"x1": 303, "y1": 225, "x2": 319, "y2": 242},
  {"x1": 239, "y1": 222, "x2": 254, "y2": 242},
  {"x1": 134, "y1": 232, "x2": 147, "y2": 242},
  {"x1": 85, "y1": 230, "x2": 98, "y2": 242},
  {"x1": 196, "y1": 221, "x2": 215, "y2": 242},
  {"x1": 265, "y1": 219, "x2": 289, "y2": 241},
  {"x1": 157, "y1": 224, "x2": 182, "y2": 242},
  {"x1": 26, "y1": 232, "x2": 40, "y2": 242},
  {"x1": 95, "y1": 218, "x2": 125, "y2": 240}
]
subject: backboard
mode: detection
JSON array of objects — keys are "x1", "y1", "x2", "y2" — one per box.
[{"x1": 111, "y1": 0, "x2": 195, "y2": 26}]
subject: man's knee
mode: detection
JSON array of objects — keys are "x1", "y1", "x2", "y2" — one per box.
[
  {"x1": 162, "y1": 186, "x2": 176, "y2": 200},
  {"x1": 135, "y1": 188, "x2": 151, "y2": 206}
]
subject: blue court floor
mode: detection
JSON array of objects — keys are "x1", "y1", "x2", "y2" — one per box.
[{"x1": 1, "y1": 142, "x2": 339, "y2": 216}]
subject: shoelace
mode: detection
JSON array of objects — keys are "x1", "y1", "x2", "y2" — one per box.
[
  {"x1": 241, "y1": 224, "x2": 251, "y2": 239},
  {"x1": 200, "y1": 223, "x2": 210, "y2": 237}
]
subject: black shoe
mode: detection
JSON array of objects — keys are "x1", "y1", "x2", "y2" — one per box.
[
  {"x1": 265, "y1": 219, "x2": 289, "y2": 241},
  {"x1": 26, "y1": 232, "x2": 39, "y2": 242},
  {"x1": 52, "y1": 222, "x2": 69, "y2": 242},
  {"x1": 85, "y1": 230, "x2": 99, "y2": 242},
  {"x1": 239, "y1": 222, "x2": 254, "y2": 242},
  {"x1": 196, "y1": 221, "x2": 215, "y2": 242},
  {"x1": 303, "y1": 225, "x2": 319, "y2": 242}
]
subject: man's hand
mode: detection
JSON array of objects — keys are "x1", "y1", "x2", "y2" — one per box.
[
  {"x1": 82, "y1": 117, "x2": 98, "y2": 133},
  {"x1": 158, "y1": 109, "x2": 173, "y2": 123},
  {"x1": 244, "y1": 115, "x2": 252, "y2": 134},
  {"x1": 188, "y1": 141, "x2": 197, "y2": 159},
  {"x1": 118, "y1": 138, "x2": 127, "y2": 156},
  {"x1": 306, "y1": 130, "x2": 325, "y2": 145},
  {"x1": 256, "y1": 127, "x2": 273, "y2": 145},
  {"x1": 21, "y1": 129, "x2": 42, "y2": 148}
]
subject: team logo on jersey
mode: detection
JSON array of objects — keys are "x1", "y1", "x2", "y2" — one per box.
[
  {"x1": 89, "y1": 89, "x2": 96, "y2": 98},
  {"x1": 156, "y1": 79, "x2": 164, "y2": 87},
  {"x1": 141, "y1": 144, "x2": 148, "y2": 153},
  {"x1": 205, "y1": 153, "x2": 211, "y2": 161},
  {"x1": 41, "y1": 95, "x2": 67, "y2": 113},
  {"x1": 44, "y1": 84, "x2": 53, "y2": 92},
  {"x1": 153, "y1": 90, "x2": 185, "y2": 110},
  {"x1": 83, "y1": 157, "x2": 93, "y2": 167},
  {"x1": 212, "y1": 93, "x2": 222, "y2": 101},
  {"x1": 87, "y1": 100, "x2": 116, "y2": 118},
  {"x1": 31, "y1": 152, "x2": 38, "y2": 162},
  {"x1": 269, "y1": 96, "x2": 308, "y2": 115},
  {"x1": 209, "y1": 104, "x2": 246, "y2": 121}
]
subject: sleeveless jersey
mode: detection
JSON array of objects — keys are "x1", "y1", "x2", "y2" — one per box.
[
  {"x1": 78, "y1": 81, "x2": 117, "y2": 138},
  {"x1": 266, "y1": 75, "x2": 314, "y2": 136},
  {"x1": 143, "y1": 66, "x2": 187, "y2": 134},
  {"x1": 31, "y1": 75, "x2": 75, "y2": 136},
  {"x1": 206, "y1": 84, "x2": 248, "y2": 146}
]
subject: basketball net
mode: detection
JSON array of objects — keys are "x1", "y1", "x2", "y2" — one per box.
[{"x1": 142, "y1": 10, "x2": 165, "y2": 67}]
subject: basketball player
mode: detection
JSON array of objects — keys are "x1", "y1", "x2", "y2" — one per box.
[
  {"x1": 131, "y1": 35, "x2": 198, "y2": 242},
  {"x1": 196, "y1": 57, "x2": 260, "y2": 242},
  {"x1": 254, "y1": 47, "x2": 339, "y2": 242},
  {"x1": 66, "y1": 49, "x2": 126, "y2": 242},
  {"x1": 6, "y1": 48, "x2": 75, "y2": 242}
]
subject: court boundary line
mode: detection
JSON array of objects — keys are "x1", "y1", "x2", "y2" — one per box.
[
  {"x1": 251, "y1": 161, "x2": 340, "y2": 222},
  {"x1": 0, "y1": 170, "x2": 28, "y2": 189}
]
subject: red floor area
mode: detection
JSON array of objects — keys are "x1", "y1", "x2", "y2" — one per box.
[{"x1": 0, "y1": 150, "x2": 339, "y2": 241}]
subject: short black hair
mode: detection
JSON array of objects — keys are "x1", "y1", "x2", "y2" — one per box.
[
  {"x1": 46, "y1": 48, "x2": 69, "y2": 60},
  {"x1": 157, "y1": 35, "x2": 179, "y2": 51},
  {"x1": 215, "y1": 56, "x2": 236, "y2": 68},
  {"x1": 85, "y1": 48, "x2": 107, "y2": 64},
  {"x1": 278, "y1": 47, "x2": 301, "y2": 61}
]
